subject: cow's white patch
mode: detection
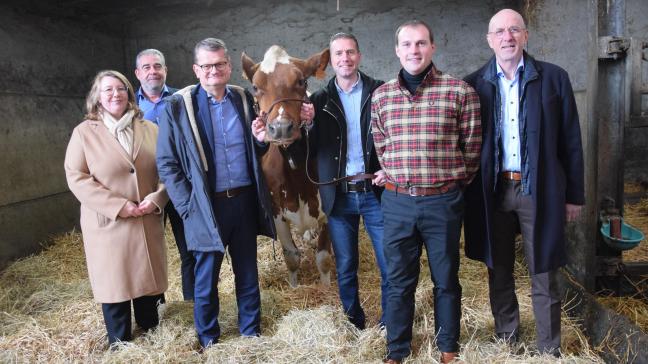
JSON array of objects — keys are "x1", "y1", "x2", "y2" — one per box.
[
  {"x1": 278, "y1": 106, "x2": 284, "y2": 116},
  {"x1": 259, "y1": 45, "x2": 290, "y2": 74},
  {"x1": 279, "y1": 196, "x2": 326, "y2": 244}
]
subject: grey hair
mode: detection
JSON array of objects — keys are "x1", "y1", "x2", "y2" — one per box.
[
  {"x1": 194, "y1": 38, "x2": 228, "y2": 63},
  {"x1": 135, "y1": 49, "x2": 166, "y2": 68}
]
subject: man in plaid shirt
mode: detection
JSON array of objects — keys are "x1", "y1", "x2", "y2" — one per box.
[{"x1": 371, "y1": 20, "x2": 481, "y2": 364}]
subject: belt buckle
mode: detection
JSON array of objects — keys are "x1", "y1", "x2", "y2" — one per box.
[
  {"x1": 348, "y1": 180, "x2": 365, "y2": 192},
  {"x1": 226, "y1": 189, "x2": 234, "y2": 198}
]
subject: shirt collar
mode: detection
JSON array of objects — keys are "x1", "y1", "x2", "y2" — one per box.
[
  {"x1": 208, "y1": 87, "x2": 232, "y2": 104},
  {"x1": 137, "y1": 85, "x2": 171, "y2": 101},
  {"x1": 334, "y1": 73, "x2": 362, "y2": 94},
  {"x1": 496, "y1": 57, "x2": 525, "y2": 79}
]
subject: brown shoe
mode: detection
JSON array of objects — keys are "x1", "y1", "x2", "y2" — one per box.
[
  {"x1": 440, "y1": 352, "x2": 458, "y2": 363},
  {"x1": 383, "y1": 358, "x2": 401, "y2": 364}
]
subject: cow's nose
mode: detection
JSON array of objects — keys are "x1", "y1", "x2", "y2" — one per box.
[{"x1": 267, "y1": 119, "x2": 294, "y2": 140}]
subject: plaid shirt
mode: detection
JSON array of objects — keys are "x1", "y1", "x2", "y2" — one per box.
[{"x1": 371, "y1": 66, "x2": 481, "y2": 188}]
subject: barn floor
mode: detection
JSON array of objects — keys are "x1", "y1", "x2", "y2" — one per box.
[{"x1": 0, "y1": 224, "x2": 610, "y2": 363}]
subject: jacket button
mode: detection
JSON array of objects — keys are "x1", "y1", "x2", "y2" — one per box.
[
  {"x1": 334, "y1": 157, "x2": 338, "y2": 160},
  {"x1": 129, "y1": 168, "x2": 135, "y2": 174}
]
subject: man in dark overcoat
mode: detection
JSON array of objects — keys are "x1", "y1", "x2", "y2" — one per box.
[{"x1": 464, "y1": 9, "x2": 585, "y2": 357}]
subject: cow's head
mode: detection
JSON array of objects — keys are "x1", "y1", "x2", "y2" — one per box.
[{"x1": 242, "y1": 45, "x2": 329, "y2": 145}]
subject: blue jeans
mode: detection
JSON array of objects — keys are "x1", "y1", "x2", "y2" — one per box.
[
  {"x1": 382, "y1": 188, "x2": 464, "y2": 360},
  {"x1": 327, "y1": 190, "x2": 387, "y2": 329}
]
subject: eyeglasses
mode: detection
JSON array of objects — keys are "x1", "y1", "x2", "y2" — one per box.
[
  {"x1": 198, "y1": 62, "x2": 229, "y2": 72},
  {"x1": 488, "y1": 26, "x2": 526, "y2": 38},
  {"x1": 101, "y1": 86, "x2": 128, "y2": 95}
]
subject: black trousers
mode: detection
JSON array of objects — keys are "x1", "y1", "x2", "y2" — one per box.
[
  {"x1": 166, "y1": 201, "x2": 196, "y2": 301},
  {"x1": 382, "y1": 188, "x2": 464, "y2": 359},
  {"x1": 101, "y1": 294, "x2": 164, "y2": 344}
]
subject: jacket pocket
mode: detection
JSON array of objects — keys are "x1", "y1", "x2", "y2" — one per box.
[{"x1": 96, "y1": 213, "x2": 111, "y2": 228}]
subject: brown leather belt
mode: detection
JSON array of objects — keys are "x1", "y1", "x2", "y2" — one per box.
[
  {"x1": 384, "y1": 182, "x2": 457, "y2": 196},
  {"x1": 214, "y1": 185, "x2": 253, "y2": 199},
  {"x1": 345, "y1": 180, "x2": 370, "y2": 193},
  {"x1": 499, "y1": 171, "x2": 522, "y2": 181}
]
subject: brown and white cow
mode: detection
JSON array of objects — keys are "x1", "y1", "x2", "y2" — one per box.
[{"x1": 242, "y1": 45, "x2": 332, "y2": 287}]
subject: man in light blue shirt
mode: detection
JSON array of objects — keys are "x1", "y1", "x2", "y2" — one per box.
[
  {"x1": 497, "y1": 58, "x2": 524, "y2": 172},
  {"x1": 135, "y1": 49, "x2": 178, "y2": 123},
  {"x1": 134, "y1": 49, "x2": 193, "y2": 301},
  {"x1": 309, "y1": 33, "x2": 388, "y2": 330},
  {"x1": 208, "y1": 89, "x2": 252, "y2": 192},
  {"x1": 464, "y1": 9, "x2": 584, "y2": 357}
]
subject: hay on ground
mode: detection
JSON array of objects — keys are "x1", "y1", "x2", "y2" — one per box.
[{"x1": 0, "y1": 221, "x2": 607, "y2": 363}]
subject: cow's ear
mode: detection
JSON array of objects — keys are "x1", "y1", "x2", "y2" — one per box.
[
  {"x1": 304, "y1": 48, "x2": 330, "y2": 80},
  {"x1": 241, "y1": 52, "x2": 259, "y2": 81}
]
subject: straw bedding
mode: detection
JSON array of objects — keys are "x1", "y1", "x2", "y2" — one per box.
[{"x1": 0, "y1": 222, "x2": 609, "y2": 363}]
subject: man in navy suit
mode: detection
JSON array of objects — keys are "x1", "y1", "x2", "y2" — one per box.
[
  {"x1": 156, "y1": 38, "x2": 275, "y2": 348},
  {"x1": 134, "y1": 49, "x2": 194, "y2": 302},
  {"x1": 464, "y1": 9, "x2": 584, "y2": 356}
]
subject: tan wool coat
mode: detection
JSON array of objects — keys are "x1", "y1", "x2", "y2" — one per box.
[{"x1": 64, "y1": 118, "x2": 169, "y2": 303}]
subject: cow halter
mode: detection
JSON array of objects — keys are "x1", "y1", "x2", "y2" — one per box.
[
  {"x1": 254, "y1": 96, "x2": 312, "y2": 170},
  {"x1": 254, "y1": 96, "x2": 312, "y2": 129}
]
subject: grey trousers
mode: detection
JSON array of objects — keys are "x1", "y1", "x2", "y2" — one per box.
[{"x1": 489, "y1": 179, "x2": 561, "y2": 355}]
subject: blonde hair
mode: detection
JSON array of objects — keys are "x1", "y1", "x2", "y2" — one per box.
[{"x1": 84, "y1": 70, "x2": 142, "y2": 121}]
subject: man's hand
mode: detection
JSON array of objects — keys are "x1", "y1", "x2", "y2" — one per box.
[
  {"x1": 566, "y1": 203, "x2": 583, "y2": 222},
  {"x1": 252, "y1": 112, "x2": 267, "y2": 142},
  {"x1": 372, "y1": 170, "x2": 387, "y2": 186},
  {"x1": 301, "y1": 103, "x2": 314, "y2": 127}
]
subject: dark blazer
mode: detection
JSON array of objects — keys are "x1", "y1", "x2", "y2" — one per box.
[
  {"x1": 309, "y1": 72, "x2": 385, "y2": 215},
  {"x1": 156, "y1": 84, "x2": 275, "y2": 252},
  {"x1": 463, "y1": 53, "x2": 585, "y2": 274}
]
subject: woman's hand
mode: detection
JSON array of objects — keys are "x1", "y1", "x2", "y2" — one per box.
[
  {"x1": 118, "y1": 201, "x2": 143, "y2": 218},
  {"x1": 138, "y1": 200, "x2": 158, "y2": 215}
]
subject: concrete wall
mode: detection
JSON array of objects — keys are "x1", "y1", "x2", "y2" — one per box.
[
  {"x1": 0, "y1": 5, "x2": 124, "y2": 269},
  {"x1": 3, "y1": 0, "x2": 645, "y2": 269},
  {"x1": 123, "y1": 0, "x2": 511, "y2": 91}
]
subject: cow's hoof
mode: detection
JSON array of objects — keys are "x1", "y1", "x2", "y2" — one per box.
[{"x1": 288, "y1": 271, "x2": 298, "y2": 288}]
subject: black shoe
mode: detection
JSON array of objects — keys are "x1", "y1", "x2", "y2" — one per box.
[{"x1": 495, "y1": 332, "x2": 519, "y2": 344}]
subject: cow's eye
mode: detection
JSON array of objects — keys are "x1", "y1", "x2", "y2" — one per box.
[
  {"x1": 298, "y1": 79, "x2": 307, "y2": 88},
  {"x1": 252, "y1": 85, "x2": 262, "y2": 95}
]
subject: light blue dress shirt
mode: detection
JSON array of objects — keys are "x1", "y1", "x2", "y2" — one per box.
[
  {"x1": 209, "y1": 89, "x2": 252, "y2": 192},
  {"x1": 335, "y1": 74, "x2": 365, "y2": 177},
  {"x1": 137, "y1": 85, "x2": 172, "y2": 124},
  {"x1": 497, "y1": 58, "x2": 525, "y2": 172}
]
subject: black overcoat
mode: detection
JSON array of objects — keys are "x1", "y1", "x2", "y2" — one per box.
[{"x1": 463, "y1": 53, "x2": 585, "y2": 274}]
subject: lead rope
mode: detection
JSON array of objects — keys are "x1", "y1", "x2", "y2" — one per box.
[{"x1": 303, "y1": 127, "x2": 375, "y2": 186}]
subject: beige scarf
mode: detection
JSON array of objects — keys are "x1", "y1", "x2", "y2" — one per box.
[{"x1": 102, "y1": 109, "x2": 135, "y2": 156}]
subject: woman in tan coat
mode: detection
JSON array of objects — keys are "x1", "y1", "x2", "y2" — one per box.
[{"x1": 64, "y1": 70, "x2": 168, "y2": 346}]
